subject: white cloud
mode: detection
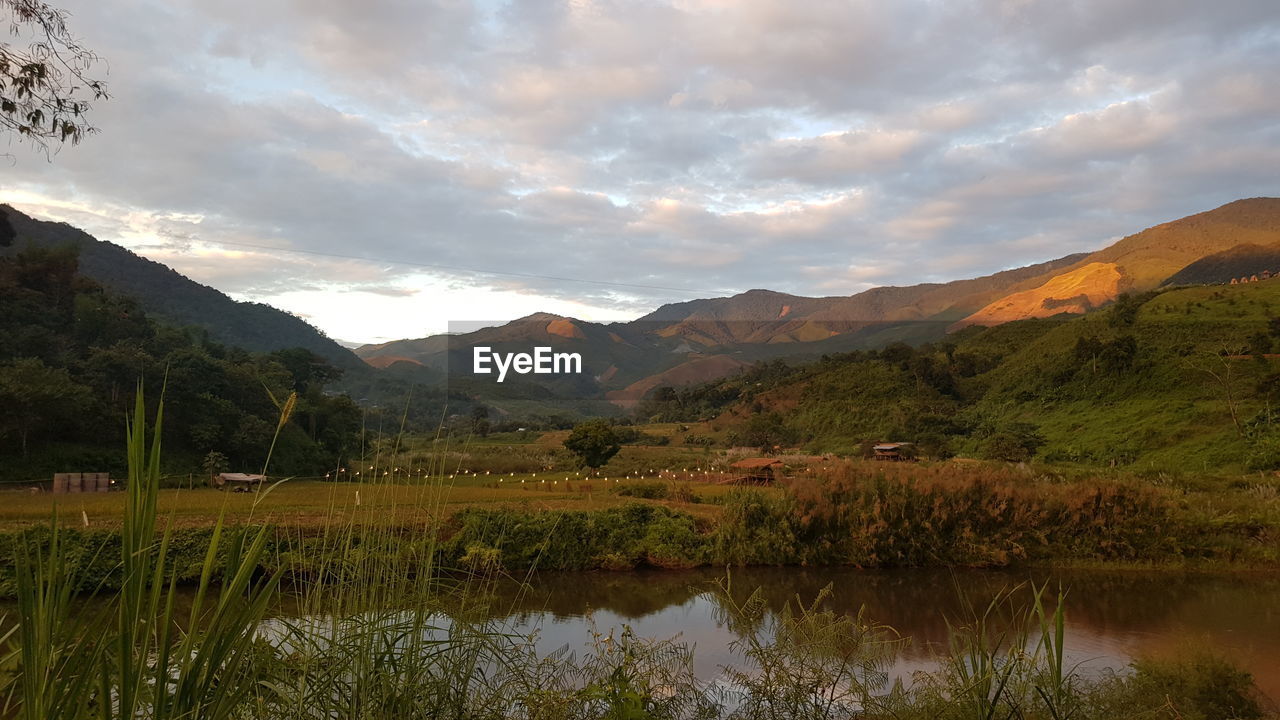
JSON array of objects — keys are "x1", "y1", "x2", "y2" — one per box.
[{"x1": 2, "y1": 0, "x2": 1278, "y2": 342}]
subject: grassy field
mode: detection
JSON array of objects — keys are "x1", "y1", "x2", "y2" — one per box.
[{"x1": 0, "y1": 472, "x2": 770, "y2": 529}]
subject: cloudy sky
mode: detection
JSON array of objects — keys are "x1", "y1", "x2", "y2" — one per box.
[{"x1": 4, "y1": 0, "x2": 1279, "y2": 344}]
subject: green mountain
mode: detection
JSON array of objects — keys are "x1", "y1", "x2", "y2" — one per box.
[
  {"x1": 658, "y1": 280, "x2": 1280, "y2": 472},
  {"x1": 0, "y1": 205, "x2": 364, "y2": 372},
  {"x1": 0, "y1": 236, "x2": 368, "y2": 482}
]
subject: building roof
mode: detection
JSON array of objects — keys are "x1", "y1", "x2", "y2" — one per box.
[
  {"x1": 218, "y1": 472, "x2": 266, "y2": 482},
  {"x1": 873, "y1": 442, "x2": 912, "y2": 451},
  {"x1": 731, "y1": 457, "x2": 784, "y2": 469}
]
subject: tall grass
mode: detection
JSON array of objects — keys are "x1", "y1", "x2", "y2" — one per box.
[{"x1": 4, "y1": 388, "x2": 281, "y2": 719}]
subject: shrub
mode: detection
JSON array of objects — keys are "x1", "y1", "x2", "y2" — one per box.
[{"x1": 615, "y1": 481, "x2": 669, "y2": 499}]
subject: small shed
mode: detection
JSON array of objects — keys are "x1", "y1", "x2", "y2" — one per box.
[
  {"x1": 872, "y1": 442, "x2": 914, "y2": 461},
  {"x1": 214, "y1": 472, "x2": 266, "y2": 490},
  {"x1": 727, "y1": 457, "x2": 784, "y2": 485}
]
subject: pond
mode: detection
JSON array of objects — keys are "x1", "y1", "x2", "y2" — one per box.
[{"x1": 405, "y1": 566, "x2": 1280, "y2": 699}]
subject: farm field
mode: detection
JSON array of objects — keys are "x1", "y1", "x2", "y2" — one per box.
[{"x1": 0, "y1": 473, "x2": 767, "y2": 529}]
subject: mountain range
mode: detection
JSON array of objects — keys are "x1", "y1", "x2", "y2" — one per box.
[
  {"x1": 358, "y1": 197, "x2": 1280, "y2": 408},
  {"x1": 6, "y1": 198, "x2": 1280, "y2": 415}
]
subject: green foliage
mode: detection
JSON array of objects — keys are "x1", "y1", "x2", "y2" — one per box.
[
  {"x1": 1098, "y1": 650, "x2": 1264, "y2": 720},
  {"x1": 0, "y1": 357, "x2": 92, "y2": 456},
  {"x1": 0, "y1": 245, "x2": 361, "y2": 477},
  {"x1": 445, "y1": 503, "x2": 710, "y2": 571},
  {"x1": 678, "y1": 280, "x2": 1280, "y2": 473},
  {"x1": 4, "y1": 388, "x2": 281, "y2": 719},
  {"x1": 564, "y1": 418, "x2": 623, "y2": 468},
  {"x1": 714, "y1": 490, "x2": 799, "y2": 566},
  {"x1": 615, "y1": 481, "x2": 671, "y2": 499},
  {"x1": 0, "y1": 2, "x2": 107, "y2": 152},
  {"x1": 980, "y1": 422, "x2": 1046, "y2": 463}
]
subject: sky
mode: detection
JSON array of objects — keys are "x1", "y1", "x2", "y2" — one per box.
[{"x1": 3, "y1": 0, "x2": 1279, "y2": 345}]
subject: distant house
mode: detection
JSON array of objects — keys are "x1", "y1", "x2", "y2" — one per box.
[
  {"x1": 727, "y1": 457, "x2": 784, "y2": 485},
  {"x1": 872, "y1": 442, "x2": 914, "y2": 461},
  {"x1": 1263, "y1": 270, "x2": 1273, "y2": 280},
  {"x1": 1251, "y1": 274, "x2": 1260, "y2": 283},
  {"x1": 1231, "y1": 278, "x2": 1239, "y2": 284}
]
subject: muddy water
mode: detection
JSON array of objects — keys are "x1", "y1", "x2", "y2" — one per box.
[{"x1": 457, "y1": 567, "x2": 1280, "y2": 699}]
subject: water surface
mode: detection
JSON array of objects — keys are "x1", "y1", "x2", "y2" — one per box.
[{"x1": 432, "y1": 567, "x2": 1280, "y2": 700}]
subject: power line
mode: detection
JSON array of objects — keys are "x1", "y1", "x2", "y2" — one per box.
[{"x1": 200, "y1": 239, "x2": 736, "y2": 296}]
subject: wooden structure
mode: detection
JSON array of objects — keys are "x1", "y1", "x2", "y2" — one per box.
[
  {"x1": 872, "y1": 442, "x2": 914, "y2": 461},
  {"x1": 725, "y1": 457, "x2": 784, "y2": 485},
  {"x1": 51, "y1": 472, "x2": 111, "y2": 493},
  {"x1": 214, "y1": 472, "x2": 266, "y2": 490}
]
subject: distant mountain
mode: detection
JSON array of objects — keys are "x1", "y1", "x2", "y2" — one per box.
[
  {"x1": 956, "y1": 198, "x2": 1280, "y2": 328},
  {"x1": 632, "y1": 254, "x2": 1090, "y2": 346},
  {"x1": 360, "y1": 198, "x2": 1280, "y2": 409},
  {"x1": 356, "y1": 254, "x2": 1091, "y2": 405},
  {"x1": 0, "y1": 205, "x2": 364, "y2": 371}
]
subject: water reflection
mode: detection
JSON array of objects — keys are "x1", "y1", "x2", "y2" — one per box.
[{"x1": 442, "y1": 567, "x2": 1280, "y2": 700}]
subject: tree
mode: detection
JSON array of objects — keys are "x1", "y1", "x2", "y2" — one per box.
[
  {"x1": 1, "y1": 0, "x2": 108, "y2": 153},
  {"x1": 201, "y1": 450, "x2": 228, "y2": 482},
  {"x1": 0, "y1": 356, "x2": 91, "y2": 455},
  {"x1": 563, "y1": 419, "x2": 621, "y2": 468},
  {"x1": 0, "y1": 207, "x2": 14, "y2": 246},
  {"x1": 268, "y1": 347, "x2": 342, "y2": 392}
]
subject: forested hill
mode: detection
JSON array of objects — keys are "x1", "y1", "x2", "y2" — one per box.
[
  {"x1": 640, "y1": 280, "x2": 1280, "y2": 473},
  {"x1": 0, "y1": 238, "x2": 368, "y2": 483},
  {"x1": 0, "y1": 205, "x2": 364, "y2": 372}
]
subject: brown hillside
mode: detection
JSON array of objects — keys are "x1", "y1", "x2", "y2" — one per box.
[{"x1": 957, "y1": 198, "x2": 1280, "y2": 327}]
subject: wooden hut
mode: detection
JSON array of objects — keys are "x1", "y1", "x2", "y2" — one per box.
[
  {"x1": 214, "y1": 472, "x2": 266, "y2": 491},
  {"x1": 726, "y1": 457, "x2": 784, "y2": 485},
  {"x1": 872, "y1": 442, "x2": 914, "y2": 461}
]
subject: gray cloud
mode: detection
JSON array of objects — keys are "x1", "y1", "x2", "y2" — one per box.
[{"x1": 2, "y1": 0, "x2": 1279, "y2": 340}]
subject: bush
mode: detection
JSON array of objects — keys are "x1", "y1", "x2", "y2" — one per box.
[
  {"x1": 1096, "y1": 650, "x2": 1265, "y2": 720},
  {"x1": 615, "y1": 481, "x2": 669, "y2": 499}
]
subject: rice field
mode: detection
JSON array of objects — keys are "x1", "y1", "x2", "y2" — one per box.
[{"x1": 0, "y1": 473, "x2": 766, "y2": 529}]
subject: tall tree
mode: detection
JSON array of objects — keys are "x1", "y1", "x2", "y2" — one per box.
[
  {"x1": 563, "y1": 419, "x2": 621, "y2": 469},
  {"x1": 0, "y1": 356, "x2": 91, "y2": 456}
]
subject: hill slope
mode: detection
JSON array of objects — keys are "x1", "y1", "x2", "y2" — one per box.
[
  {"x1": 667, "y1": 278, "x2": 1280, "y2": 472},
  {"x1": 957, "y1": 198, "x2": 1280, "y2": 327},
  {"x1": 1163, "y1": 243, "x2": 1280, "y2": 286},
  {"x1": 0, "y1": 205, "x2": 364, "y2": 371}
]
